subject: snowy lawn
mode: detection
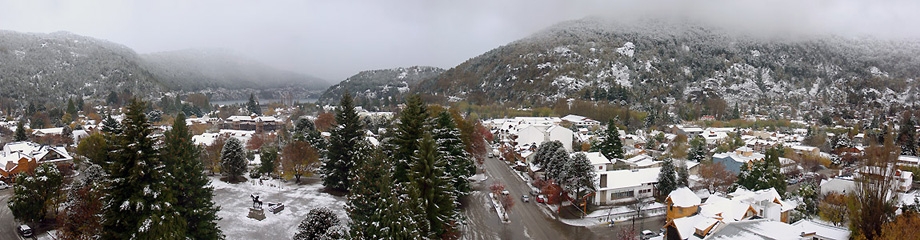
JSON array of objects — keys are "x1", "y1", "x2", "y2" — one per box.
[{"x1": 211, "y1": 176, "x2": 348, "y2": 240}]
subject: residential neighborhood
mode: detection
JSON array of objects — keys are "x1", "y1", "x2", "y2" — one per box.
[{"x1": 3, "y1": 1, "x2": 920, "y2": 239}]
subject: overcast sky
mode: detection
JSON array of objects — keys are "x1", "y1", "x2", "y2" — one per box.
[{"x1": 2, "y1": 0, "x2": 918, "y2": 82}]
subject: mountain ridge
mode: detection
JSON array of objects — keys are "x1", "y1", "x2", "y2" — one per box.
[
  {"x1": 317, "y1": 66, "x2": 445, "y2": 108},
  {"x1": 0, "y1": 30, "x2": 329, "y2": 108},
  {"x1": 415, "y1": 17, "x2": 920, "y2": 122}
]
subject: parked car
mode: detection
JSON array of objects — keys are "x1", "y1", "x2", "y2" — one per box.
[
  {"x1": 530, "y1": 188, "x2": 541, "y2": 196},
  {"x1": 640, "y1": 230, "x2": 658, "y2": 240},
  {"x1": 0, "y1": 181, "x2": 10, "y2": 190},
  {"x1": 536, "y1": 195, "x2": 547, "y2": 203},
  {"x1": 18, "y1": 224, "x2": 33, "y2": 238},
  {"x1": 501, "y1": 190, "x2": 510, "y2": 195},
  {"x1": 522, "y1": 194, "x2": 530, "y2": 202}
]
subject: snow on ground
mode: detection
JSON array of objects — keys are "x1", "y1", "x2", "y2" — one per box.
[{"x1": 211, "y1": 177, "x2": 347, "y2": 240}]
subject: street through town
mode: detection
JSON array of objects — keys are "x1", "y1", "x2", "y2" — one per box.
[
  {"x1": 0, "y1": 187, "x2": 20, "y2": 239},
  {"x1": 460, "y1": 148, "x2": 599, "y2": 240}
]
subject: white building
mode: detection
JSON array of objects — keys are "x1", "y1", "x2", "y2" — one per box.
[
  {"x1": 594, "y1": 167, "x2": 660, "y2": 205},
  {"x1": 582, "y1": 152, "x2": 612, "y2": 172},
  {"x1": 515, "y1": 124, "x2": 574, "y2": 152},
  {"x1": 561, "y1": 114, "x2": 601, "y2": 128}
]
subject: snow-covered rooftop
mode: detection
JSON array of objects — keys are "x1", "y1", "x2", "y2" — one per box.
[{"x1": 668, "y1": 187, "x2": 701, "y2": 207}]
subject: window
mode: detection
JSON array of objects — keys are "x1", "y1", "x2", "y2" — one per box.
[{"x1": 612, "y1": 190, "x2": 635, "y2": 199}]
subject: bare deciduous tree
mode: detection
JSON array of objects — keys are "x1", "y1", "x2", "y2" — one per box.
[{"x1": 696, "y1": 161, "x2": 736, "y2": 194}]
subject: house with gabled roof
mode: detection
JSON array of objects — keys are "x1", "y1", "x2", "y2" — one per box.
[
  {"x1": 1, "y1": 141, "x2": 73, "y2": 180},
  {"x1": 665, "y1": 187, "x2": 701, "y2": 221},
  {"x1": 663, "y1": 187, "x2": 807, "y2": 240}
]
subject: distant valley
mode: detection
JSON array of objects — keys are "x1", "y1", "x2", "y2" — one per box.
[{"x1": 0, "y1": 30, "x2": 329, "y2": 110}]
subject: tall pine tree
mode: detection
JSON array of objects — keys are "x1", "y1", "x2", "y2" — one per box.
[
  {"x1": 433, "y1": 111, "x2": 475, "y2": 198},
  {"x1": 408, "y1": 134, "x2": 458, "y2": 238},
  {"x1": 162, "y1": 113, "x2": 223, "y2": 239},
  {"x1": 598, "y1": 120, "x2": 624, "y2": 159},
  {"x1": 101, "y1": 99, "x2": 186, "y2": 239},
  {"x1": 534, "y1": 141, "x2": 563, "y2": 167},
  {"x1": 346, "y1": 140, "x2": 390, "y2": 239},
  {"x1": 246, "y1": 93, "x2": 261, "y2": 115},
  {"x1": 565, "y1": 153, "x2": 597, "y2": 206},
  {"x1": 14, "y1": 121, "x2": 27, "y2": 141},
  {"x1": 733, "y1": 147, "x2": 787, "y2": 196},
  {"x1": 220, "y1": 137, "x2": 247, "y2": 183},
  {"x1": 657, "y1": 158, "x2": 678, "y2": 200},
  {"x1": 392, "y1": 94, "x2": 429, "y2": 183},
  {"x1": 294, "y1": 118, "x2": 327, "y2": 155},
  {"x1": 382, "y1": 183, "x2": 429, "y2": 239},
  {"x1": 688, "y1": 135, "x2": 708, "y2": 162},
  {"x1": 676, "y1": 160, "x2": 689, "y2": 187},
  {"x1": 898, "y1": 113, "x2": 917, "y2": 156},
  {"x1": 323, "y1": 91, "x2": 363, "y2": 192}
]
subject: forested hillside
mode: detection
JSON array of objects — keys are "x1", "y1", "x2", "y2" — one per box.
[
  {"x1": 318, "y1": 66, "x2": 444, "y2": 109},
  {"x1": 0, "y1": 31, "x2": 162, "y2": 109},
  {"x1": 417, "y1": 17, "x2": 920, "y2": 123}
]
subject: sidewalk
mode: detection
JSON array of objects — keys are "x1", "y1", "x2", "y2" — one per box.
[{"x1": 556, "y1": 202, "x2": 666, "y2": 227}]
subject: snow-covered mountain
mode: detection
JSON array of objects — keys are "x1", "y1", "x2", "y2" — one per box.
[
  {"x1": 0, "y1": 30, "x2": 329, "y2": 108},
  {"x1": 318, "y1": 66, "x2": 445, "y2": 107},
  {"x1": 0, "y1": 30, "x2": 163, "y2": 105},
  {"x1": 417, "y1": 17, "x2": 920, "y2": 121}
]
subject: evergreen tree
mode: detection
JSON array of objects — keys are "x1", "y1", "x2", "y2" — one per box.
[
  {"x1": 545, "y1": 147, "x2": 571, "y2": 182},
  {"x1": 898, "y1": 113, "x2": 917, "y2": 156},
  {"x1": 688, "y1": 135, "x2": 708, "y2": 162},
  {"x1": 67, "y1": 98, "x2": 78, "y2": 117},
  {"x1": 676, "y1": 160, "x2": 689, "y2": 187},
  {"x1": 382, "y1": 183, "x2": 429, "y2": 239},
  {"x1": 8, "y1": 164, "x2": 63, "y2": 223},
  {"x1": 162, "y1": 113, "x2": 224, "y2": 240},
  {"x1": 565, "y1": 153, "x2": 597, "y2": 205},
  {"x1": 598, "y1": 120, "x2": 624, "y2": 159},
  {"x1": 433, "y1": 111, "x2": 475, "y2": 198},
  {"x1": 101, "y1": 113, "x2": 122, "y2": 135},
  {"x1": 534, "y1": 141, "x2": 564, "y2": 167},
  {"x1": 323, "y1": 91, "x2": 363, "y2": 192},
  {"x1": 408, "y1": 134, "x2": 458, "y2": 238},
  {"x1": 76, "y1": 97, "x2": 85, "y2": 112},
  {"x1": 294, "y1": 207, "x2": 340, "y2": 240},
  {"x1": 346, "y1": 141, "x2": 391, "y2": 239},
  {"x1": 294, "y1": 118, "x2": 327, "y2": 155},
  {"x1": 101, "y1": 99, "x2": 186, "y2": 239},
  {"x1": 657, "y1": 158, "x2": 678, "y2": 199},
  {"x1": 392, "y1": 94, "x2": 429, "y2": 183},
  {"x1": 246, "y1": 93, "x2": 261, "y2": 115},
  {"x1": 220, "y1": 137, "x2": 247, "y2": 183},
  {"x1": 62, "y1": 125, "x2": 73, "y2": 144},
  {"x1": 259, "y1": 146, "x2": 278, "y2": 176},
  {"x1": 733, "y1": 147, "x2": 787, "y2": 196},
  {"x1": 14, "y1": 121, "x2": 27, "y2": 141}
]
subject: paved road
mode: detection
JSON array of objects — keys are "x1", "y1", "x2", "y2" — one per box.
[
  {"x1": 461, "y1": 153, "x2": 597, "y2": 240},
  {"x1": 0, "y1": 187, "x2": 19, "y2": 239}
]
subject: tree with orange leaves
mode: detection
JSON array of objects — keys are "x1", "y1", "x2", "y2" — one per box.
[
  {"x1": 282, "y1": 140, "x2": 320, "y2": 183},
  {"x1": 314, "y1": 112, "x2": 336, "y2": 132},
  {"x1": 878, "y1": 211, "x2": 920, "y2": 240}
]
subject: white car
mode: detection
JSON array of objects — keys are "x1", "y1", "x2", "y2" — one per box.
[
  {"x1": 19, "y1": 225, "x2": 33, "y2": 238},
  {"x1": 0, "y1": 181, "x2": 10, "y2": 190}
]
